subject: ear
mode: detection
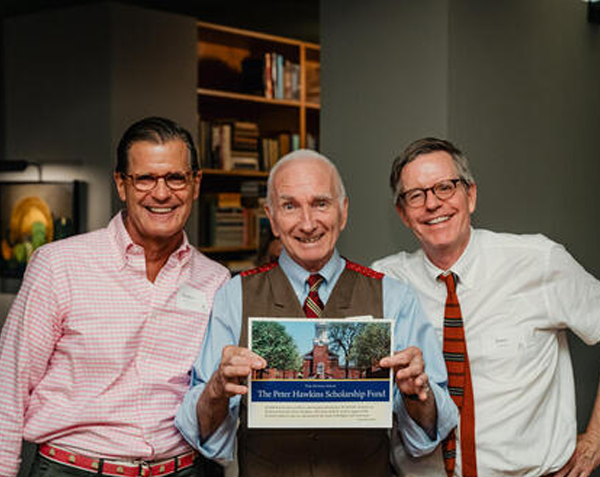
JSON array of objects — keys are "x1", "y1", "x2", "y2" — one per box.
[
  {"x1": 395, "y1": 203, "x2": 411, "y2": 228},
  {"x1": 466, "y1": 182, "x2": 477, "y2": 214},
  {"x1": 192, "y1": 170, "x2": 202, "y2": 200},
  {"x1": 114, "y1": 172, "x2": 127, "y2": 202},
  {"x1": 264, "y1": 203, "x2": 280, "y2": 238},
  {"x1": 339, "y1": 196, "x2": 349, "y2": 231}
]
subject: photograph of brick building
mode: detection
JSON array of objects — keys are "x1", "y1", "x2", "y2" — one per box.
[
  {"x1": 251, "y1": 319, "x2": 390, "y2": 380},
  {"x1": 301, "y1": 321, "x2": 361, "y2": 379}
]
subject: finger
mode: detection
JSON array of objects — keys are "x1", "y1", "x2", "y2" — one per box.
[
  {"x1": 395, "y1": 361, "x2": 425, "y2": 382},
  {"x1": 222, "y1": 346, "x2": 267, "y2": 368},
  {"x1": 554, "y1": 456, "x2": 580, "y2": 477},
  {"x1": 396, "y1": 372, "x2": 430, "y2": 398},
  {"x1": 222, "y1": 381, "x2": 249, "y2": 397},
  {"x1": 417, "y1": 380, "x2": 431, "y2": 401},
  {"x1": 380, "y1": 347, "x2": 420, "y2": 368},
  {"x1": 221, "y1": 363, "x2": 255, "y2": 380},
  {"x1": 225, "y1": 354, "x2": 266, "y2": 370},
  {"x1": 553, "y1": 464, "x2": 569, "y2": 477}
]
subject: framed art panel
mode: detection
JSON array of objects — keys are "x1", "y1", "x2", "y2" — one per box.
[{"x1": 0, "y1": 181, "x2": 86, "y2": 292}]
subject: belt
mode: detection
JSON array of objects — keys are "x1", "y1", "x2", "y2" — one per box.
[{"x1": 39, "y1": 443, "x2": 197, "y2": 477}]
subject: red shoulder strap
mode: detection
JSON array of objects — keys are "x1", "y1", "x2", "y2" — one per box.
[
  {"x1": 344, "y1": 259, "x2": 384, "y2": 280},
  {"x1": 240, "y1": 261, "x2": 279, "y2": 277}
]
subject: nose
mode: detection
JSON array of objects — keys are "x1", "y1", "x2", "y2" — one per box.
[
  {"x1": 298, "y1": 206, "x2": 317, "y2": 232},
  {"x1": 151, "y1": 177, "x2": 172, "y2": 199},
  {"x1": 424, "y1": 188, "x2": 442, "y2": 210}
]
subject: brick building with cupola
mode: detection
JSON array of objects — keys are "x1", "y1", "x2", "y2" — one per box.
[{"x1": 302, "y1": 321, "x2": 361, "y2": 379}]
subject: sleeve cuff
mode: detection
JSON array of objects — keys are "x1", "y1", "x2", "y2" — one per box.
[
  {"x1": 175, "y1": 386, "x2": 241, "y2": 461},
  {"x1": 393, "y1": 382, "x2": 458, "y2": 457}
]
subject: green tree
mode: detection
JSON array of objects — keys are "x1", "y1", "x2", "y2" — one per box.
[
  {"x1": 328, "y1": 322, "x2": 365, "y2": 378},
  {"x1": 349, "y1": 323, "x2": 391, "y2": 372},
  {"x1": 252, "y1": 321, "x2": 302, "y2": 377}
]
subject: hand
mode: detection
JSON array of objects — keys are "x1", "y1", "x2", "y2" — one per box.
[
  {"x1": 207, "y1": 345, "x2": 267, "y2": 400},
  {"x1": 554, "y1": 433, "x2": 600, "y2": 477},
  {"x1": 379, "y1": 346, "x2": 430, "y2": 402}
]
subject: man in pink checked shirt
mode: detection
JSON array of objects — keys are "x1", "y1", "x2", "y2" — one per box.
[{"x1": 0, "y1": 117, "x2": 230, "y2": 477}]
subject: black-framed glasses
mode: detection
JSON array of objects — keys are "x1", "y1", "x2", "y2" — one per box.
[
  {"x1": 121, "y1": 171, "x2": 195, "y2": 192},
  {"x1": 399, "y1": 178, "x2": 467, "y2": 208}
]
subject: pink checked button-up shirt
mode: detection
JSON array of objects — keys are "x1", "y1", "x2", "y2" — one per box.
[{"x1": 0, "y1": 213, "x2": 230, "y2": 477}]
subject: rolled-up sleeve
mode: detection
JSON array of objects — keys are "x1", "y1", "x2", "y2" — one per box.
[
  {"x1": 382, "y1": 276, "x2": 458, "y2": 457},
  {"x1": 175, "y1": 276, "x2": 243, "y2": 461}
]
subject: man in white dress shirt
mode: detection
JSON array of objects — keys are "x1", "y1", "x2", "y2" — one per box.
[{"x1": 372, "y1": 137, "x2": 600, "y2": 477}]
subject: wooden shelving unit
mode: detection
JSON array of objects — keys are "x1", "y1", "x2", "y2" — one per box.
[{"x1": 196, "y1": 21, "x2": 320, "y2": 269}]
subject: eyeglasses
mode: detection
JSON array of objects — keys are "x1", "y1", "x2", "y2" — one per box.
[
  {"x1": 121, "y1": 171, "x2": 196, "y2": 192},
  {"x1": 399, "y1": 178, "x2": 467, "y2": 208}
]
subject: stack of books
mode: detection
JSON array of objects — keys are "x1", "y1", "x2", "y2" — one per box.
[
  {"x1": 198, "y1": 120, "x2": 260, "y2": 170},
  {"x1": 231, "y1": 122, "x2": 260, "y2": 170}
]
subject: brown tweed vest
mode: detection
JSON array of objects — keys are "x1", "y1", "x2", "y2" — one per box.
[{"x1": 237, "y1": 260, "x2": 392, "y2": 477}]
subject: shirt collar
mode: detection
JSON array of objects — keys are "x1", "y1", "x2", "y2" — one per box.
[
  {"x1": 278, "y1": 248, "x2": 345, "y2": 294},
  {"x1": 109, "y1": 211, "x2": 192, "y2": 270},
  {"x1": 420, "y1": 227, "x2": 478, "y2": 290}
]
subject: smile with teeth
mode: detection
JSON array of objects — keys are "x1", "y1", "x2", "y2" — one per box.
[
  {"x1": 147, "y1": 206, "x2": 175, "y2": 214},
  {"x1": 297, "y1": 234, "x2": 323, "y2": 243},
  {"x1": 426, "y1": 215, "x2": 451, "y2": 225}
]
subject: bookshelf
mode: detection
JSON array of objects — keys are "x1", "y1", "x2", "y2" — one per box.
[{"x1": 196, "y1": 21, "x2": 320, "y2": 269}]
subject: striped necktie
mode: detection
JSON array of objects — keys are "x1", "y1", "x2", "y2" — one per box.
[
  {"x1": 439, "y1": 272, "x2": 477, "y2": 477},
  {"x1": 303, "y1": 274, "x2": 324, "y2": 318}
]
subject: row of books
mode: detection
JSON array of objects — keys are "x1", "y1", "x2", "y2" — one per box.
[
  {"x1": 242, "y1": 53, "x2": 301, "y2": 101},
  {"x1": 198, "y1": 119, "x2": 309, "y2": 171},
  {"x1": 198, "y1": 120, "x2": 260, "y2": 171},
  {"x1": 198, "y1": 190, "x2": 269, "y2": 249}
]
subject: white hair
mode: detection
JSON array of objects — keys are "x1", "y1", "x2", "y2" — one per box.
[{"x1": 266, "y1": 149, "x2": 347, "y2": 208}]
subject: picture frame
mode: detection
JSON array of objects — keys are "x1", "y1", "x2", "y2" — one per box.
[{"x1": 0, "y1": 181, "x2": 86, "y2": 293}]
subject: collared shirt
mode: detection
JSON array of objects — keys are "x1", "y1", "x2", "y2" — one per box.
[
  {"x1": 0, "y1": 213, "x2": 230, "y2": 477},
  {"x1": 175, "y1": 249, "x2": 458, "y2": 462},
  {"x1": 372, "y1": 228, "x2": 600, "y2": 477}
]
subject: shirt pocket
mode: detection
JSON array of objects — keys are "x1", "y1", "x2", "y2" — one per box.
[{"x1": 468, "y1": 327, "x2": 536, "y2": 383}]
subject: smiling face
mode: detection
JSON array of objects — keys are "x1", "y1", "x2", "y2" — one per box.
[
  {"x1": 265, "y1": 158, "x2": 348, "y2": 273},
  {"x1": 114, "y1": 139, "x2": 200, "y2": 251},
  {"x1": 397, "y1": 150, "x2": 476, "y2": 269}
]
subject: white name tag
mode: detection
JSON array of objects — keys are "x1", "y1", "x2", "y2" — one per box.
[{"x1": 176, "y1": 284, "x2": 210, "y2": 314}]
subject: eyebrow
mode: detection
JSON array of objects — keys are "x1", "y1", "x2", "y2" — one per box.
[
  {"x1": 276, "y1": 194, "x2": 334, "y2": 202},
  {"x1": 312, "y1": 195, "x2": 334, "y2": 202}
]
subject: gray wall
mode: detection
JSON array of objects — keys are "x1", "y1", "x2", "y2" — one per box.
[
  {"x1": 3, "y1": 1, "x2": 197, "y2": 232},
  {"x1": 322, "y1": 0, "x2": 450, "y2": 257},
  {"x1": 322, "y1": 0, "x2": 600, "y2": 473}
]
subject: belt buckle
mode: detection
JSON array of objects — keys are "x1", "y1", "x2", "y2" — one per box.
[{"x1": 140, "y1": 461, "x2": 151, "y2": 477}]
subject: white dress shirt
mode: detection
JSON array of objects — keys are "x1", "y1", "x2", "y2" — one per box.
[{"x1": 372, "y1": 228, "x2": 600, "y2": 477}]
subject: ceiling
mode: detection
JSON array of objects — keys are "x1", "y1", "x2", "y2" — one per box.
[{"x1": 0, "y1": 0, "x2": 320, "y2": 42}]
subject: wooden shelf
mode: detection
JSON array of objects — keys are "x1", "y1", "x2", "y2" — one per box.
[
  {"x1": 197, "y1": 20, "x2": 317, "y2": 49},
  {"x1": 197, "y1": 87, "x2": 301, "y2": 107},
  {"x1": 199, "y1": 246, "x2": 258, "y2": 254},
  {"x1": 201, "y1": 169, "x2": 268, "y2": 178}
]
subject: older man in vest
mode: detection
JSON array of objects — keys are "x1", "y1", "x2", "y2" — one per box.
[{"x1": 176, "y1": 150, "x2": 458, "y2": 477}]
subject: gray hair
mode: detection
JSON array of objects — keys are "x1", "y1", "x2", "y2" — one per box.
[
  {"x1": 390, "y1": 137, "x2": 475, "y2": 206},
  {"x1": 266, "y1": 149, "x2": 347, "y2": 208}
]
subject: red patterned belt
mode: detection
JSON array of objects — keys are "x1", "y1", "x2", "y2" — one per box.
[{"x1": 39, "y1": 443, "x2": 197, "y2": 477}]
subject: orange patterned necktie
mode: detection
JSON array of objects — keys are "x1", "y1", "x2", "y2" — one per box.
[
  {"x1": 439, "y1": 272, "x2": 477, "y2": 477},
  {"x1": 303, "y1": 274, "x2": 324, "y2": 318}
]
